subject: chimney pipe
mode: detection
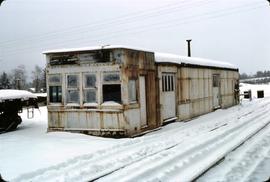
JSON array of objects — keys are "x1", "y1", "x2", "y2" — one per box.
[{"x1": 186, "y1": 39, "x2": 192, "y2": 57}]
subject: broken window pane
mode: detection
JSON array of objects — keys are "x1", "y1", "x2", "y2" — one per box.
[
  {"x1": 84, "y1": 89, "x2": 96, "y2": 103},
  {"x1": 49, "y1": 86, "x2": 62, "y2": 103},
  {"x1": 67, "y1": 90, "x2": 79, "y2": 103},
  {"x1": 128, "y1": 80, "x2": 137, "y2": 103},
  {"x1": 85, "y1": 74, "x2": 96, "y2": 88},
  {"x1": 103, "y1": 73, "x2": 120, "y2": 82},
  {"x1": 103, "y1": 84, "x2": 121, "y2": 103},
  {"x1": 49, "y1": 75, "x2": 61, "y2": 84},
  {"x1": 67, "y1": 75, "x2": 79, "y2": 88}
]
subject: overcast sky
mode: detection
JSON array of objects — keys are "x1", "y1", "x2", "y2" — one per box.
[{"x1": 0, "y1": 0, "x2": 269, "y2": 75}]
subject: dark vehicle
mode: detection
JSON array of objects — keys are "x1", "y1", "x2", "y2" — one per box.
[{"x1": 0, "y1": 90, "x2": 38, "y2": 132}]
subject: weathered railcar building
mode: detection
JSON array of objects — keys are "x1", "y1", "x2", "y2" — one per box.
[{"x1": 44, "y1": 45, "x2": 239, "y2": 137}]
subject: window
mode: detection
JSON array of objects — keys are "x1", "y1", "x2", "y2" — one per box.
[
  {"x1": 103, "y1": 73, "x2": 120, "y2": 82},
  {"x1": 67, "y1": 75, "x2": 79, "y2": 88},
  {"x1": 128, "y1": 79, "x2": 137, "y2": 103},
  {"x1": 49, "y1": 75, "x2": 61, "y2": 84},
  {"x1": 213, "y1": 74, "x2": 220, "y2": 87},
  {"x1": 49, "y1": 86, "x2": 62, "y2": 103},
  {"x1": 103, "y1": 72, "x2": 121, "y2": 103},
  {"x1": 83, "y1": 74, "x2": 97, "y2": 103},
  {"x1": 162, "y1": 74, "x2": 175, "y2": 92},
  {"x1": 66, "y1": 74, "x2": 80, "y2": 103},
  {"x1": 48, "y1": 74, "x2": 62, "y2": 103},
  {"x1": 103, "y1": 84, "x2": 121, "y2": 102}
]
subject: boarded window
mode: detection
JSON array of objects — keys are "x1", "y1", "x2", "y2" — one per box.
[
  {"x1": 83, "y1": 74, "x2": 97, "y2": 103},
  {"x1": 66, "y1": 74, "x2": 80, "y2": 104},
  {"x1": 49, "y1": 86, "x2": 62, "y2": 103},
  {"x1": 103, "y1": 84, "x2": 121, "y2": 103},
  {"x1": 213, "y1": 74, "x2": 220, "y2": 87},
  {"x1": 50, "y1": 54, "x2": 78, "y2": 65},
  {"x1": 128, "y1": 79, "x2": 137, "y2": 103}
]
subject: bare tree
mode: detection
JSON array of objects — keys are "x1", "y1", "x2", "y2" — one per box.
[
  {"x1": 32, "y1": 65, "x2": 46, "y2": 92},
  {"x1": 11, "y1": 65, "x2": 27, "y2": 90}
]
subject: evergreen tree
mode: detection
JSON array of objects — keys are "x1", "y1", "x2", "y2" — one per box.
[{"x1": 0, "y1": 72, "x2": 10, "y2": 89}]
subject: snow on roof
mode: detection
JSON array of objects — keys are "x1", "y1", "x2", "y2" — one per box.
[
  {"x1": 155, "y1": 52, "x2": 237, "y2": 70},
  {"x1": 43, "y1": 45, "x2": 152, "y2": 54},
  {"x1": 0, "y1": 90, "x2": 37, "y2": 102},
  {"x1": 43, "y1": 45, "x2": 237, "y2": 70}
]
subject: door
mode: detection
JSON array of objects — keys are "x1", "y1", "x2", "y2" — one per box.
[
  {"x1": 213, "y1": 74, "x2": 221, "y2": 108},
  {"x1": 162, "y1": 73, "x2": 176, "y2": 121},
  {"x1": 139, "y1": 76, "x2": 147, "y2": 127}
]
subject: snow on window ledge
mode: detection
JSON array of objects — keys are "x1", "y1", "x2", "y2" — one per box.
[
  {"x1": 83, "y1": 103, "x2": 98, "y2": 107},
  {"x1": 66, "y1": 103, "x2": 80, "y2": 107},
  {"x1": 101, "y1": 101, "x2": 121, "y2": 106}
]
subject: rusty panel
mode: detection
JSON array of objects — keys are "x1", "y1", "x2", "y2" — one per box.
[
  {"x1": 180, "y1": 67, "x2": 190, "y2": 102},
  {"x1": 145, "y1": 71, "x2": 158, "y2": 128},
  {"x1": 48, "y1": 111, "x2": 64, "y2": 128},
  {"x1": 123, "y1": 49, "x2": 158, "y2": 130}
]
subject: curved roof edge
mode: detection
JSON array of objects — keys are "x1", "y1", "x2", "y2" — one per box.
[{"x1": 155, "y1": 52, "x2": 238, "y2": 70}]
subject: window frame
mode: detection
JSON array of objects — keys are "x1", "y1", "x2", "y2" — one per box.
[
  {"x1": 128, "y1": 79, "x2": 137, "y2": 103},
  {"x1": 162, "y1": 73, "x2": 175, "y2": 92},
  {"x1": 48, "y1": 74, "x2": 62, "y2": 104},
  {"x1": 83, "y1": 73, "x2": 97, "y2": 104},
  {"x1": 66, "y1": 74, "x2": 80, "y2": 104},
  {"x1": 102, "y1": 71, "x2": 122, "y2": 104},
  {"x1": 213, "y1": 74, "x2": 220, "y2": 87}
]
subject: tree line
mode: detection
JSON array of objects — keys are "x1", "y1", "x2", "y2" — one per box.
[
  {"x1": 240, "y1": 70, "x2": 270, "y2": 84},
  {"x1": 0, "y1": 64, "x2": 46, "y2": 92},
  {"x1": 240, "y1": 70, "x2": 270, "y2": 79}
]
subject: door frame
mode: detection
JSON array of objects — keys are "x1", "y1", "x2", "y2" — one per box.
[
  {"x1": 161, "y1": 72, "x2": 177, "y2": 121},
  {"x1": 212, "y1": 74, "x2": 221, "y2": 109},
  {"x1": 139, "y1": 75, "x2": 147, "y2": 127}
]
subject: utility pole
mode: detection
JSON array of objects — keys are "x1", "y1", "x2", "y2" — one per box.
[{"x1": 186, "y1": 39, "x2": 192, "y2": 57}]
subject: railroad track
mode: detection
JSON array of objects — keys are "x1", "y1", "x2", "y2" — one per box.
[
  {"x1": 14, "y1": 100, "x2": 270, "y2": 182},
  {"x1": 95, "y1": 107, "x2": 270, "y2": 182}
]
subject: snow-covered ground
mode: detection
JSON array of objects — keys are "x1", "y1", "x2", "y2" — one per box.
[{"x1": 0, "y1": 83, "x2": 270, "y2": 181}]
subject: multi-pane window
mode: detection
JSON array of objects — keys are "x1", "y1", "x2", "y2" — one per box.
[
  {"x1": 103, "y1": 72, "x2": 121, "y2": 103},
  {"x1": 213, "y1": 74, "x2": 220, "y2": 87},
  {"x1": 128, "y1": 79, "x2": 137, "y2": 103},
  {"x1": 162, "y1": 74, "x2": 175, "y2": 92},
  {"x1": 48, "y1": 74, "x2": 62, "y2": 103},
  {"x1": 83, "y1": 74, "x2": 97, "y2": 103},
  {"x1": 66, "y1": 74, "x2": 80, "y2": 103}
]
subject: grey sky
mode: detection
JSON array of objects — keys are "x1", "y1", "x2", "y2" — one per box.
[{"x1": 0, "y1": 0, "x2": 269, "y2": 75}]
